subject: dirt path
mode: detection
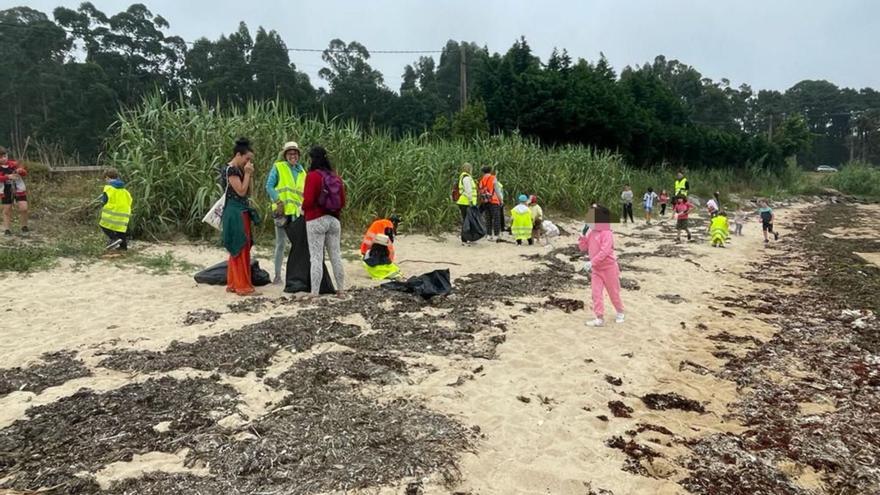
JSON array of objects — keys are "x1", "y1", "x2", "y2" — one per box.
[{"x1": 1, "y1": 200, "x2": 877, "y2": 494}]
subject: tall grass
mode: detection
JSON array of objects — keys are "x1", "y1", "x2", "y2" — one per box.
[
  {"x1": 108, "y1": 96, "x2": 626, "y2": 237},
  {"x1": 108, "y1": 96, "x2": 810, "y2": 237}
]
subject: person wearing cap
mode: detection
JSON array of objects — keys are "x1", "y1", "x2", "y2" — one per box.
[
  {"x1": 361, "y1": 215, "x2": 401, "y2": 280},
  {"x1": 265, "y1": 141, "x2": 306, "y2": 284},
  {"x1": 510, "y1": 194, "x2": 534, "y2": 246}
]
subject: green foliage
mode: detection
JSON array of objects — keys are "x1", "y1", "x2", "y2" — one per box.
[
  {"x1": 0, "y1": 245, "x2": 57, "y2": 273},
  {"x1": 127, "y1": 251, "x2": 197, "y2": 275},
  {"x1": 450, "y1": 102, "x2": 490, "y2": 139},
  {"x1": 108, "y1": 97, "x2": 628, "y2": 237},
  {"x1": 3, "y1": 4, "x2": 875, "y2": 170},
  {"x1": 825, "y1": 162, "x2": 880, "y2": 198}
]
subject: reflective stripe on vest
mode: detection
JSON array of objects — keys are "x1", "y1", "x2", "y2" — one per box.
[
  {"x1": 99, "y1": 185, "x2": 133, "y2": 233},
  {"x1": 675, "y1": 178, "x2": 688, "y2": 196},
  {"x1": 271, "y1": 161, "x2": 305, "y2": 216},
  {"x1": 456, "y1": 173, "x2": 475, "y2": 206},
  {"x1": 510, "y1": 208, "x2": 533, "y2": 240}
]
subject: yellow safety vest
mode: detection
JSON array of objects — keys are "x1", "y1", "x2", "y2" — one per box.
[
  {"x1": 675, "y1": 177, "x2": 689, "y2": 197},
  {"x1": 510, "y1": 207, "x2": 533, "y2": 240},
  {"x1": 710, "y1": 215, "x2": 729, "y2": 244},
  {"x1": 99, "y1": 185, "x2": 133, "y2": 233},
  {"x1": 271, "y1": 161, "x2": 306, "y2": 216},
  {"x1": 456, "y1": 173, "x2": 476, "y2": 206}
]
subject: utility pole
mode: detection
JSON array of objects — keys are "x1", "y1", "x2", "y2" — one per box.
[{"x1": 459, "y1": 44, "x2": 468, "y2": 111}]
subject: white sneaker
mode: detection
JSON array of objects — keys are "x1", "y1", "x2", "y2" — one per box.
[
  {"x1": 105, "y1": 239, "x2": 123, "y2": 250},
  {"x1": 585, "y1": 318, "x2": 605, "y2": 327},
  {"x1": 615, "y1": 313, "x2": 626, "y2": 324}
]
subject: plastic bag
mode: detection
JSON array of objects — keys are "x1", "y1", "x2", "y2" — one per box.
[
  {"x1": 193, "y1": 259, "x2": 271, "y2": 286},
  {"x1": 460, "y1": 206, "x2": 486, "y2": 242},
  {"x1": 381, "y1": 269, "x2": 451, "y2": 300}
]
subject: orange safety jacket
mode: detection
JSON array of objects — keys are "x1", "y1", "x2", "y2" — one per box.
[
  {"x1": 360, "y1": 219, "x2": 396, "y2": 260},
  {"x1": 478, "y1": 174, "x2": 501, "y2": 205}
]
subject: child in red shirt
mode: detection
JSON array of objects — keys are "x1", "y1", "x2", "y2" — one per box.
[
  {"x1": 672, "y1": 195, "x2": 693, "y2": 243},
  {"x1": 0, "y1": 146, "x2": 29, "y2": 235}
]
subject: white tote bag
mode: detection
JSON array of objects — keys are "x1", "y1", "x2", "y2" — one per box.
[{"x1": 202, "y1": 166, "x2": 230, "y2": 231}]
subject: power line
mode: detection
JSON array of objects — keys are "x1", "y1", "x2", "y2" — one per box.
[{"x1": 0, "y1": 20, "x2": 441, "y2": 55}]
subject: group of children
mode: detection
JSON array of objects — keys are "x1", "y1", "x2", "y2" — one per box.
[{"x1": 620, "y1": 185, "x2": 670, "y2": 225}]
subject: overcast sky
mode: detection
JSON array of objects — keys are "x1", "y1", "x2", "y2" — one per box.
[{"x1": 8, "y1": 0, "x2": 879, "y2": 93}]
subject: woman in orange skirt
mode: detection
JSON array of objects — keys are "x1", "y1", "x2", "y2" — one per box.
[{"x1": 221, "y1": 138, "x2": 260, "y2": 295}]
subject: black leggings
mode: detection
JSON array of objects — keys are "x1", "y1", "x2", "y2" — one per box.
[
  {"x1": 660, "y1": 203, "x2": 667, "y2": 215},
  {"x1": 482, "y1": 204, "x2": 502, "y2": 236},
  {"x1": 622, "y1": 203, "x2": 634, "y2": 223},
  {"x1": 101, "y1": 226, "x2": 128, "y2": 250}
]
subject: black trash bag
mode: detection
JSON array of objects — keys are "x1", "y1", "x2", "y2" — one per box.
[
  {"x1": 381, "y1": 269, "x2": 451, "y2": 300},
  {"x1": 461, "y1": 206, "x2": 486, "y2": 242},
  {"x1": 194, "y1": 260, "x2": 271, "y2": 287},
  {"x1": 283, "y1": 216, "x2": 336, "y2": 294}
]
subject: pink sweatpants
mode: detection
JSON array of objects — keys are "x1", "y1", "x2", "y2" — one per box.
[{"x1": 591, "y1": 262, "x2": 624, "y2": 319}]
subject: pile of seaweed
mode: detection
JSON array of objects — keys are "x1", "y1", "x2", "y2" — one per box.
[
  {"x1": 679, "y1": 202, "x2": 880, "y2": 494},
  {"x1": 2, "y1": 248, "x2": 583, "y2": 493},
  {"x1": 0, "y1": 351, "x2": 91, "y2": 398}
]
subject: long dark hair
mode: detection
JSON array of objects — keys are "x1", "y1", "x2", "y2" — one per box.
[
  {"x1": 233, "y1": 137, "x2": 252, "y2": 157},
  {"x1": 308, "y1": 146, "x2": 333, "y2": 172}
]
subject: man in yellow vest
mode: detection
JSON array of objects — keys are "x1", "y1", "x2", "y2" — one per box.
[
  {"x1": 99, "y1": 168, "x2": 133, "y2": 250},
  {"x1": 265, "y1": 141, "x2": 306, "y2": 284},
  {"x1": 674, "y1": 171, "x2": 689, "y2": 197}
]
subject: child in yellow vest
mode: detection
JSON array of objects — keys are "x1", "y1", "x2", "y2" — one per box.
[
  {"x1": 99, "y1": 168, "x2": 133, "y2": 250},
  {"x1": 708, "y1": 211, "x2": 729, "y2": 248},
  {"x1": 511, "y1": 194, "x2": 534, "y2": 245}
]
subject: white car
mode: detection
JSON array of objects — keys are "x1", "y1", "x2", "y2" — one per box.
[{"x1": 816, "y1": 165, "x2": 838, "y2": 173}]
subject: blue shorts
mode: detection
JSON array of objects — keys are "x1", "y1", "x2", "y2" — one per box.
[{"x1": 644, "y1": 206, "x2": 653, "y2": 213}]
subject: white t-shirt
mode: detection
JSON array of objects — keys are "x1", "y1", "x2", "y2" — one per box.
[
  {"x1": 643, "y1": 192, "x2": 658, "y2": 209},
  {"x1": 706, "y1": 198, "x2": 719, "y2": 212}
]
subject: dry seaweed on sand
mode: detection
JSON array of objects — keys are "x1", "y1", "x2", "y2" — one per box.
[
  {"x1": 0, "y1": 351, "x2": 91, "y2": 398},
  {"x1": 641, "y1": 393, "x2": 705, "y2": 413},
  {"x1": 544, "y1": 296, "x2": 584, "y2": 313},
  {"x1": 264, "y1": 351, "x2": 408, "y2": 392},
  {"x1": 608, "y1": 400, "x2": 633, "y2": 418},
  {"x1": 227, "y1": 296, "x2": 271, "y2": 313},
  {"x1": 186, "y1": 391, "x2": 474, "y2": 494},
  {"x1": 679, "y1": 434, "x2": 811, "y2": 495},
  {"x1": 605, "y1": 435, "x2": 662, "y2": 476},
  {"x1": 604, "y1": 375, "x2": 623, "y2": 386},
  {"x1": 656, "y1": 293, "x2": 687, "y2": 304},
  {"x1": 707, "y1": 331, "x2": 762, "y2": 346},
  {"x1": 678, "y1": 202, "x2": 880, "y2": 494},
  {"x1": 619, "y1": 278, "x2": 640, "y2": 291},
  {"x1": 0, "y1": 377, "x2": 239, "y2": 492},
  {"x1": 182, "y1": 308, "x2": 221, "y2": 326}
]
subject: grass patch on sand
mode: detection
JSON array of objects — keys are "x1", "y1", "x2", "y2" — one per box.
[
  {"x1": 125, "y1": 251, "x2": 199, "y2": 275},
  {"x1": 0, "y1": 244, "x2": 58, "y2": 273}
]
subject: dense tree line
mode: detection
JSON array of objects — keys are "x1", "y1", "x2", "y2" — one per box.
[{"x1": 1, "y1": 3, "x2": 878, "y2": 168}]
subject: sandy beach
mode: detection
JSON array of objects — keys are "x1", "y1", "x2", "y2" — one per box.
[{"x1": 1, "y1": 200, "x2": 878, "y2": 494}]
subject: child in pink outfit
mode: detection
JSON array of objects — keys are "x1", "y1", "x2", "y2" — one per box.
[{"x1": 577, "y1": 206, "x2": 625, "y2": 327}]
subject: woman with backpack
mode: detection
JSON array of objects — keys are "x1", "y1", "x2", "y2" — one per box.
[{"x1": 302, "y1": 146, "x2": 346, "y2": 297}]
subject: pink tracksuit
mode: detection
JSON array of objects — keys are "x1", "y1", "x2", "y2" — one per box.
[{"x1": 578, "y1": 224, "x2": 624, "y2": 319}]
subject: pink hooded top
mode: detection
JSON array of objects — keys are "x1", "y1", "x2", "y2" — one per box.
[{"x1": 577, "y1": 223, "x2": 618, "y2": 269}]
